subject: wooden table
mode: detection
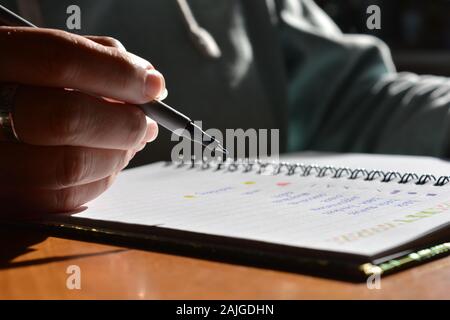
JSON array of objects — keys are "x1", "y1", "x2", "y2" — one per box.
[{"x1": 1, "y1": 224, "x2": 450, "y2": 300}]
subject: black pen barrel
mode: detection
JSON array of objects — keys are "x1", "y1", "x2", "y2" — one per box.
[
  {"x1": 139, "y1": 100, "x2": 192, "y2": 133},
  {"x1": 0, "y1": 5, "x2": 36, "y2": 27}
]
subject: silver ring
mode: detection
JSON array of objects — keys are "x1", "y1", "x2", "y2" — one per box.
[{"x1": 0, "y1": 84, "x2": 20, "y2": 142}]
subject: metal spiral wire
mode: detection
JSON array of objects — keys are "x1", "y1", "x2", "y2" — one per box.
[{"x1": 172, "y1": 158, "x2": 450, "y2": 187}]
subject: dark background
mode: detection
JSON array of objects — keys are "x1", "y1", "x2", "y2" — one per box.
[{"x1": 316, "y1": 0, "x2": 450, "y2": 76}]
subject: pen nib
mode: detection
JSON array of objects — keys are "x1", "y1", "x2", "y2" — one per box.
[
  {"x1": 214, "y1": 144, "x2": 229, "y2": 155},
  {"x1": 201, "y1": 129, "x2": 228, "y2": 155}
]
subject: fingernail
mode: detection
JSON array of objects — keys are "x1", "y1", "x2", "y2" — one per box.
[
  {"x1": 143, "y1": 121, "x2": 159, "y2": 143},
  {"x1": 144, "y1": 69, "x2": 165, "y2": 100},
  {"x1": 136, "y1": 142, "x2": 146, "y2": 152},
  {"x1": 157, "y1": 88, "x2": 169, "y2": 101}
]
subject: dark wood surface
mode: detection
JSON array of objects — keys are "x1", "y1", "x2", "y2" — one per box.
[{"x1": 1, "y1": 225, "x2": 450, "y2": 299}]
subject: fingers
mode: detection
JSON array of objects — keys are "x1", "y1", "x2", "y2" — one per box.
[
  {"x1": 0, "y1": 27, "x2": 165, "y2": 104},
  {"x1": 0, "y1": 29, "x2": 162, "y2": 214},
  {"x1": 13, "y1": 86, "x2": 159, "y2": 149},
  {"x1": 0, "y1": 175, "x2": 117, "y2": 214},
  {"x1": 0, "y1": 142, "x2": 135, "y2": 189}
]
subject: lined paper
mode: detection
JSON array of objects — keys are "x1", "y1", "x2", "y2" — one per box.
[{"x1": 71, "y1": 154, "x2": 450, "y2": 256}]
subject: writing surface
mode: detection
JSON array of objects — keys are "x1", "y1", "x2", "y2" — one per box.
[{"x1": 72, "y1": 154, "x2": 450, "y2": 256}]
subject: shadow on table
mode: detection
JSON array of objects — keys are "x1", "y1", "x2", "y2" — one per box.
[{"x1": 0, "y1": 224, "x2": 125, "y2": 270}]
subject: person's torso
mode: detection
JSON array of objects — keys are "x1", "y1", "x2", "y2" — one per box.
[{"x1": 11, "y1": 0, "x2": 287, "y2": 165}]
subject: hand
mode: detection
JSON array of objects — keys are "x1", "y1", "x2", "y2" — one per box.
[{"x1": 0, "y1": 27, "x2": 166, "y2": 214}]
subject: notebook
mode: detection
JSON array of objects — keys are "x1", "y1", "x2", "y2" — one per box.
[{"x1": 21, "y1": 152, "x2": 450, "y2": 280}]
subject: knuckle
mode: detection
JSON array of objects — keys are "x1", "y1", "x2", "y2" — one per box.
[
  {"x1": 49, "y1": 93, "x2": 84, "y2": 143},
  {"x1": 107, "y1": 52, "x2": 135, "y2": 90},
  {"x1": 102, "y1": 36, "x2": 124, "y2": 48},
  {"x1": 58, "y1": 147, "x2": 91, "y2": 188}
]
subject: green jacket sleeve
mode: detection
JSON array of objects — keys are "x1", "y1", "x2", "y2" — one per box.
[{"x1": 280, "y1": 0, "x2": 450, "y2": 157}]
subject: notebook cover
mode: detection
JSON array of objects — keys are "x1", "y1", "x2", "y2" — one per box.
[{"x1": 4, "y1": 215, "x2": 450, "y2": 282}]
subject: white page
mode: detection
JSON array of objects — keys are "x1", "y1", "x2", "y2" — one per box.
[{"x1": 67, "y1": 153, "x2": 450, "y2": 256}]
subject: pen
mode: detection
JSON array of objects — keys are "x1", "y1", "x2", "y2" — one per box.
[{"x1": 0, "y1": 4, "x2": 228, "y2": 155}]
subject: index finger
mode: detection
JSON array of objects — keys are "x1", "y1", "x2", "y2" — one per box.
[{"x1": 0, "y1": 27, "x2": 165, "y2": 104}]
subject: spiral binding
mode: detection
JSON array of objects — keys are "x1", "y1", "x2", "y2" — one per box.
[{"x1": 172, "y1": 158, "x2": 450, "y2": 187}]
